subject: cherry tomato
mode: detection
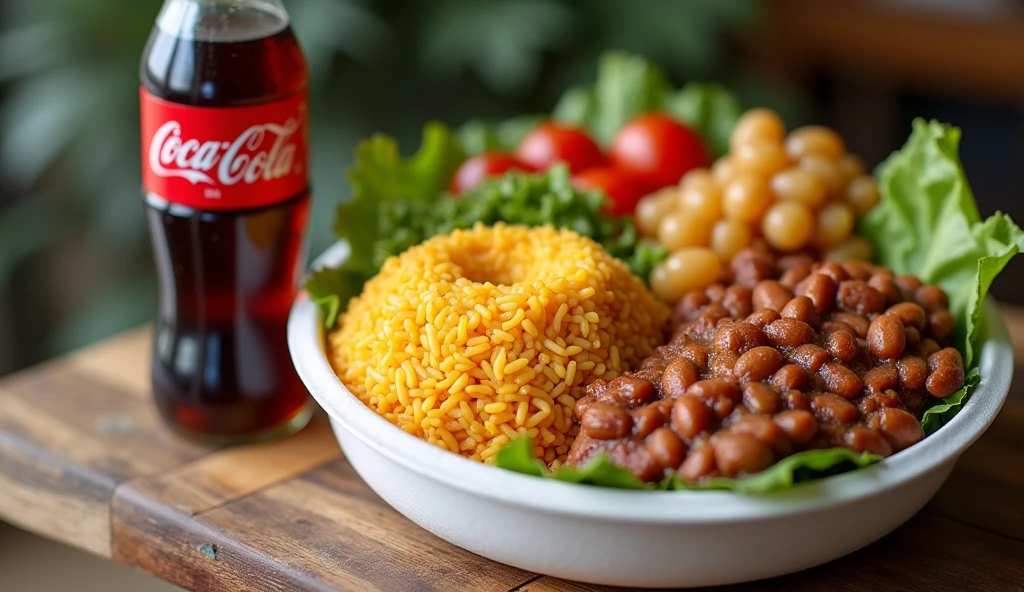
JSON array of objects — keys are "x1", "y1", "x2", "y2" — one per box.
[
  {"x1": 449, "y1": 152, "x2": 531, "y2": 194},
  {"x1": 610, "y1": 113, "x2": 710, "y2": 189},
  {"x1": 516, "y1": 123, "x2": 606, "y2": 173},
  {"x1": 572, "y1": 167, "x2": 648, "y2": 216}
]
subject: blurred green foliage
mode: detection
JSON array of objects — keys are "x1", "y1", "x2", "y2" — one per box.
[{"x1": 0, "y1": 0, "x2": 770, "y2": 371}]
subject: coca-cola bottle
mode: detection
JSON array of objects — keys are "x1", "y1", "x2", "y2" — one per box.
[{"x1": 139, "y1": 0, "x2": 312, "y2": 442}]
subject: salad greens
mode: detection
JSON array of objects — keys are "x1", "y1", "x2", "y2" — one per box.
[
  {"x1": 495, "y1": 119, "x2": 1022, "y2": 492},
  {"x1": 307, "y1": 51, "x2": 735, "y2": 327},
  {"x1": 860, "y1": 119, "x2": 1024, "y2": 433}
]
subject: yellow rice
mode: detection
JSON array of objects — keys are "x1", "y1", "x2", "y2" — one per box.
[{"x1": 328, "y1": 223, "x2": 669, "y2": 464}]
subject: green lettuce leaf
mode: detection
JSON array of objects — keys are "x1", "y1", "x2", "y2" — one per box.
[
  {"x1": 496, "y1": 436, "x2": 880, "y2": 493},
  {"x1": 860, "y1": 119, "x2": 1024, "y2": 431},
  {"x1": 553, "y1": 51, "x2": 740, "y2": 157}
]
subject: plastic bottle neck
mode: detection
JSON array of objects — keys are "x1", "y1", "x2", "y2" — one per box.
[{"x1": 156, "y1": 0, "x2": 289, "y2": 42}]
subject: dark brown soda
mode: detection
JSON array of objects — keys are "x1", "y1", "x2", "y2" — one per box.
[{"x1": 141, "y1": 9, "x2": 311, "y2": 442}]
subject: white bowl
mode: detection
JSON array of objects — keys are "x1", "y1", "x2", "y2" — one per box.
[{"x1": 288, "y1": 242, "x2": 1013, "y2": 589}]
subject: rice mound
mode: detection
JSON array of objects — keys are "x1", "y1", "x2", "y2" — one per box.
[{"x1": 328, "y1": 223, "x2": 669, "y2": 464}]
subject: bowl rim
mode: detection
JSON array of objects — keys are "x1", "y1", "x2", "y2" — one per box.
[{"x1": 288, "y1": 241, "x2": 1013, "y2": 524}]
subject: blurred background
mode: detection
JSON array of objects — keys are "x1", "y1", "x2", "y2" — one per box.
[{"x1": 1, "y1": 0, "x2": 1023, "y2": 377}]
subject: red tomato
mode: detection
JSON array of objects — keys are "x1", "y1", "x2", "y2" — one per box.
[
  {"x1": 449, "y1": 152, "x2": 531, "y2": 194},
  {"x1": 516, "y1": 123, "x2": 606, "y2": 173},
  {"x1": 572, "y1": 167, "x2": 649, "y2": 216},
  {"x1": 610, "y1": 113, "x2": 710, "y2": 189}
]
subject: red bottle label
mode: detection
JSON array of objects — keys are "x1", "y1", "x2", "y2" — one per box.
[{"x1": 140, "y1": 88, "x2": 308, "y2": 210}]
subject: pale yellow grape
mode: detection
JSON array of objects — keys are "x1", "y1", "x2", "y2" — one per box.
[
  {"x1": 651, "y1": 248, "x2": 723, "y2": 303},
  {"x1": 680, "y1": 169, "x2": 717, "y2": 192},
  {"x1": 711, "y1": 219, "x2": 753, "y2": 261},
  {"x1": 786, "y1": 125, "x2": 846, "y2": 161},
  {"x1": 731, "y1": 108, "x2": 786, "y2": 150},
  {"x1": 722, "y1": 175, "x2": 773, "y2": 222},
  {"x1": 635, "y1": 188, "x2": 679, "y2": 237},
  {"x1": 762, "y1": 202, "x2": 814, "y2": 252},
  {"x1": 814, "y1": 202, "x2": 855, "y2": 248},
  {"x1": 658, "y1": 211, "x2": 714, "y2": 251},
  {"x1": 679, "y1": 185, "x2": 723, "y2": 220},
  {"x1": 825, "y1": 236, "x2": 875, "y2": 262},
  {"x1": 846, "y1": 174, "x2": 880, "y2": 215},
  {"x1": 770, "y1": 168, "x2": 828, "y2": 209},
  {"x1": 712, "y1": 157, "x2": 737, "y2": 184},
  {"x1": 799, "y1": 154, "x2": 846, "y2": 197},
  {"x1": 837, "y1": 154, "x2": 866, "y2": 184},
  {"x1": 734, "y1": 140, "x2": 790, "y2": 178}
]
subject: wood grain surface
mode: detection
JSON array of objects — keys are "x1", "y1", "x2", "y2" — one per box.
[{"x1": 1, "y1": 315, "x2": 1023, "y2": 591}]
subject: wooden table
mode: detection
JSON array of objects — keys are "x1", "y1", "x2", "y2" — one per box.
[{"x1": 1, "y1": 314, "x2": 1023, "y2": 592}]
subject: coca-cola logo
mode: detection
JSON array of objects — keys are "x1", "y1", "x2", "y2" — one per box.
[{"x1": 148, "y1": 118, "x2": 301, "y2": 189}]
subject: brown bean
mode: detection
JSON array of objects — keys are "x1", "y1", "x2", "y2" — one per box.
[
  {"x1": 827, "y1": 330, "x2": 860, "y2": 364},
  {"x1": 789, "y1": 344, "x2": 830, "y2": 373},
  {"x1": 878, "y1": 407, "x2": 923, "y2": 451},
  {"x1": 784, "y1": 389, "x2": 811, "y2": 411},
  {"x1": 680, "y1": 344, "x2": 711, "y2": 371},
  {"x1": 887, "y1": 302, "x2": 927, "y2": 332},
  {"x1": 705, "y1": 283, "x2": 727, "y2": 303},
  {"x1": 672, "y1": 394, "x2": 713, "y2": 440},
  {"x1": 863, "y1": 364, "x2": 899, "y2": 394},
  {"x1": 926, "y1": 348, "x2": 965, "y2": 398},
  {"x1": 843, "y1": 427, "x2": 893, "y2": 456},
  {"x1": 868, "y1": 272, "x2": 900, "y2": 305},
  {"x1": 837, "y1": 280, "x2": 886, "y2": 315},
  {"x1": 764, "y1": 318, "x2": 815, "y2": 348},
  {"x1": 679, "y1": 445, "x2": 716, "y2": 483},
  {"x1": 584, "y1": 379, "x2": 610, "y2": 397},
  {"x1": 821, "y1": 321, "x2": 856, "y2": 335},
  {"x1": 699, "y1": 304, "x2": 732, "y2": 321},
  {"x1": 778, "y1": 254, "x2": 815, "y2": 272},
  {"x1": 868, "y1": 314, "x2": 906, "y2": 360},
  {"x1": 859, "y1": 389, "x2": 901, "y2": 415},
  {"x1": 831, "y1": 312, "x2": 870, "y2": 338},
  {"x1": 581, "y1": 402, "x2": 633, "y2": 440},
  {"x1": 673, "y1": 290, "x2": 711, "y2": 325},
  {"x1": 743, "y1": 382, "x2": 782, "y2": 415},
  {"x1": 915, "y1": 285, "x2": 949, "y2": 312},
  {"x1": 661, "y1": 357, "x2": 700, "y2": 399},
  {"x1": 820, "y1": 362, "x2": 864, "y2": 398},
  {"x1": 604, "y1": 376, "x2": 656, "y2": 408},
  {"x1": 734, "y1": 346, "x2": 785, "y2": 382},
  {"x1": 812, "y1": 393, "x2": 860, "y2": 424},
  {"x1": 647, "y1": 427, "x2": 687, "y2": 470},
  {"x1": 795, "y1": 273, "x2": 839, "y2": 315},
  {"x1": 730, "y1": 415, "x2": 792, "y2": 457},
  {"x1": 752, "y1": 280, "x2": 793, "y2": 312},
  {"x1": 904, "y1": 326, "x2": 921, "y2": 349},
  {"x1": 895, "y1": 274, "x2": 923, "y2": 299},
  {"x1": 917, "y1": 338, "x2": 941, "y2": 359},
  {"x1": 779, "y1": 267, "x2": 810, "y2": 290},
  {"x1": 781, "y1": 296, "x2": 819, "y2": 325},
  {"x1": 722, "y1": 284, "x2": 753, "y2": 318},
  {"x1": 714, "y1": 322, "x2": 766, "y2": 354},
  {"x1": 900, "y1": 389, "x2": 930, "y2": 415},
  {"x1": 731, "y1": 248, "x2": 777, "y2": 287},
  {"x1": 840, "y1": 260, "x2": 873, "y2": 281},
  {"x1": 689, "y1": 379, "x2": 741, "y2": 402},
  {"x1": 632, "y1": 401, "x2": 669, "y2": 439},
  {"x1": 746, "y1": 308, "x2": 782, "y2": 329},
  {"x1": 927, "y1": 310, "x2": 956, "y2": 342},
  {"x1": 714, "y1": 433, "x2": 775, "y2": 477},
  {"x1": 897, "y1": 355, "x2": 928, "y2": 390},
  {"x1": 771, "y1": 364, "x2": 808, "y2": 391},
  {"x1": 574, "y1": 394, "x2": 597, "y2": 421},
  {"x1": 709, "y1": 351, "x2": 739, "y2": 379},
  {"x1": 773, "y1": 409, "x2": 818, "y2": 445},
  {"x1": 817, "y1": 262, "x2": 850, "y2": 284}
]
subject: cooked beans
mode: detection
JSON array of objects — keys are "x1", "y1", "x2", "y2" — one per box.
[
  {"x1": 566, "y1": 257, "x2": 965, "y2": 484},
  {"x1": 867, "y1": 314, "x2": 906, "y2": 360}
]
